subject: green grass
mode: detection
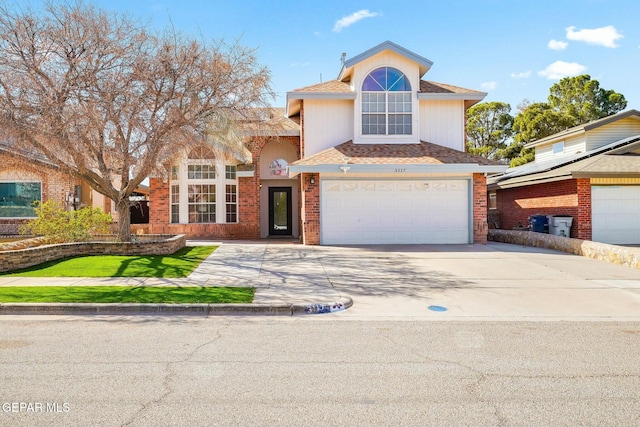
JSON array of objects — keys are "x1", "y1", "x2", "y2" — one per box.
[
  {"x1": 0, "y1": 286, "x2": 254, "y2": 304},
  {"x1": 1, "y1": 246, "x2": 218, "y2": 278}
]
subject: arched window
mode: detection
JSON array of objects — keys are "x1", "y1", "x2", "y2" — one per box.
[{"x1": 361, "y1": 67, "x2": 412, "y2": 135}]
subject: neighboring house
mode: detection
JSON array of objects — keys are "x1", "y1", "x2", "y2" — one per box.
[
  {"x1": 148, "y1": 41, "x2": 506, "y2": 244},
  {"x1": 488, "y1": 109, "x2": 640, "y2": 245},
  {"x1": 0, "y1": 141, "x2": 112, "y2": 234}
]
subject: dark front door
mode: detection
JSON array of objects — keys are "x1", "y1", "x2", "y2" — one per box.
[{"x1": 269, "y1": 187, "x2": 292, "y2": 236}]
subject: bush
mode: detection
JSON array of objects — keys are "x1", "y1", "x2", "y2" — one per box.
[{"x1": 20, "y1": 200, "x2": 113, "y2": 243}]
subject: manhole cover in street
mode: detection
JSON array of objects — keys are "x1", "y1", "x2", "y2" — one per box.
[{"x1": 428, "y1": 305, "x2": 448, "y2": 312}]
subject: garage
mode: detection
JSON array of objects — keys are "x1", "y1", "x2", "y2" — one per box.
[
  {"x1": 592, "y1": 185, "x2": 640, "y2": 245},
  {"x1": 321, "y1": 179, "x2": 470, "y2": 244}
]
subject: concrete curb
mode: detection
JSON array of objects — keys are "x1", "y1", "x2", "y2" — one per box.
[{"x1": 0, "y1": 297, "x2": 354, "y2": 316}]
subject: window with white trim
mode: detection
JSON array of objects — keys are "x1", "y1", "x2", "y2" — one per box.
[
  {"x1": 226, "y1": 184, "x2": 237, "y2": 223},
  {"x1": 362, "y1": 67, "x2": 412, "y2": 135},
  {"x1": 225, "y1": 165, "x2": 236, "y2": 179},
  {"x1": 188, "y1": 184, "x2": 216, "y2": 223},
  {"x1": 170, "y1": 184, "x2": 180, "y2": 223},
  {"x1": 188, "y1": 164, "x2": 215, "y2": 179},
  {"x1": 170, "y1": 159, "x2": 240, "y2": 224},
  {"x1": 552, "y1": 141, "x2": 564, "y2": 154}
]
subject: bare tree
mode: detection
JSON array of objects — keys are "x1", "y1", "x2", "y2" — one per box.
[{"x1": 0, "y1": 1, "x2": 274, "y2": 241}]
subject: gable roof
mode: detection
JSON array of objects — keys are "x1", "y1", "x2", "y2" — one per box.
[
  {"x1": 338, "y1": 41, "x2": 433, "y2": 81},
  {"x1": 288, "y1": 140, "x2": 506, "y2": 175},
  {"x1": 286, "y1": 41, "x2": 487, "y2": 116},
  {"x1": 524, "y1": 109, "x2": 640, "y2": 149}
]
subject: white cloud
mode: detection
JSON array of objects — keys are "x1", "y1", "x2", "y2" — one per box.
[
  {"x1": 481, "y1": 81, "x2": 497, "y2": 91},
  {"x1": 510, "y1": 70, "x2": 531, "y2": 79},
  {"x1": 333, "y1": 10, "x2": 380, "y2": 33},
  {"x1": 538, "y1": 61, "x2": 587, "y2": 79},
  {"x1": 548, "y1": 39, "x2": 568, "y2": 50},
  {"x1": 566, "y1": 25, "x2": 623, "y2": 48},
  {"x1": 290, "y1": 62, "x2": 310, "y2": 67}
]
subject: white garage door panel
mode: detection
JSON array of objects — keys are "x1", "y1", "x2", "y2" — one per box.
[
  {"x1": 592, "y1": 186, "x2": 640, "y2": 244},
  {"x1": 321, "y1": 180, "x2": 469, "y2": 244}
]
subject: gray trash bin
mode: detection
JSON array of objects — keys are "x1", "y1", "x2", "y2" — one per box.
[{"x1": 548, "y1": 215, "x2": 573, "y2": 237}]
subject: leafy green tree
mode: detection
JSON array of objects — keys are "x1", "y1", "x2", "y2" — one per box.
[
  {"x1": 548, "y1": 74, "x2": 627, "y2": 126},
  {"x1": 20, "y1": 200, "x2": 112, "y2": 244},
  {"x1": 507, "y1": 75, "x2": 627, "y2": 166},
  {"x1": 466, "y1": 102, "x2": 513, "y2": 161}
]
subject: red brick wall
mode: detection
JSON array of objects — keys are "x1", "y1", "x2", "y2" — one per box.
[
  {"x1": 473, "y1": 173, "x2": 488, "y2": 244},
  {"x1": 0, "y1": 151, "x2": 78, "y2": 233},
  {"x1": 494, "y1": 179, "x2": 585, "y2": 238},
  {"x1": 301, "y1": 173, "x2": 320, "y2": 245},
  {"x1": 148, "y1": 135, "x2": 301, "y2": 240},
  {"x1": 148, "y1": 171, "x2": 261, "y2": 239}
]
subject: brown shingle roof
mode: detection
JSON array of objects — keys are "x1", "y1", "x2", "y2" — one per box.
[
  {"x1": 290, "y1": 80, "x2": 353, "y2": 94},
  {"x1": 289, "y1": 79, "x2": 482, "y2": 96},
  {"x1": 292, "y1": 140, "x2": 502, "y2": 166},
  {"x1": 572, "y1": 154, "x2": 640, "y2": 177},
  {"x1": 419, "y1": 80, "x2": 485, "y2": 95}
]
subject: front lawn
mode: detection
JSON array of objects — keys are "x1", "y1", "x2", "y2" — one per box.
[
  {"x1": 1, "y1": 246, "x2": 217, "y2": 278},
  {"x1": 0, "y1": 286, "x2": 254, "y2": 304}
]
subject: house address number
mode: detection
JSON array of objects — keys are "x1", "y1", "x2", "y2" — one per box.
[{"x1": 394, "y1": 168, "x2": 406, "y2": 173}]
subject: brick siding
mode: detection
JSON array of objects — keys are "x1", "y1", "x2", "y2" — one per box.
[
  {"x1": 0, "y1": 151, "x2": 78, "y2": 234},
  {"x1": 473, "y1": 173, "x2": 488, "y2": 244},
  {"x1": 493, "y1": 178, "x2": 591, "y2": 239},
  {"x1": 148, "y1": 135, "x2": 301, "y2": 240},
  {"x1": 301, "y1": 172, "x2": 320, "y2": 245}
]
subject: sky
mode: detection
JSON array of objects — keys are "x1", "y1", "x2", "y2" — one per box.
[{"x1": 25, "y1": 0, "x2": 640, "y2": 113}]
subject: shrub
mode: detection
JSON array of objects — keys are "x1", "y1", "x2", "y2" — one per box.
[{"x1": 20, "y1": 200, "x2": 113, "y2": 243}]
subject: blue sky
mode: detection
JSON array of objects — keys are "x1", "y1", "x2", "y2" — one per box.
[{"x1": 42, "y1": 0, "x2": 640, "y2": 112}]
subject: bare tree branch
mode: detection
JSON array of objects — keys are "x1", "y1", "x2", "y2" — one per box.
[{"x1": 0, "y1": 1, "x2": 275, "y2": 241}]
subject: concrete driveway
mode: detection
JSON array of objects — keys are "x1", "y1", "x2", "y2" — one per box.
[{"x1": 305, "y1": 242, "x2": 640, "y2": 320}]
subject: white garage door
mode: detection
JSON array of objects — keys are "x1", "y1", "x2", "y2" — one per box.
[
  {"x1": 321, "y1": 179, "x2": 470, "y2": 245},
  {"x1": 592, "y1": 185, "x2": 640, "y2": 244}
]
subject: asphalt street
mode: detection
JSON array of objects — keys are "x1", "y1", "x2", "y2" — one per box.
[{"x1": 1, "y1": 316, "x2": 639, "y2": 427}]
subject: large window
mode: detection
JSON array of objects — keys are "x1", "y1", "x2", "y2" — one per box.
[
  {"x1": 188, "y1": 184, "x2": 216, "y2": 223},
  {"x1": 171, "y1": 160, "x2": 239, "y2": 224},
  {"x1": 0, "y1": 182, "x2": 42, "y2": 218},
  {"x1": 362, "y1": 67, "x2": 412, "y2": 136}
]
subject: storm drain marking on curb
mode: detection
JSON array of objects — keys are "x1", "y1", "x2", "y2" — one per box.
[{"x1": 428, "y1": 305, "x2": 448, "y2": 312}]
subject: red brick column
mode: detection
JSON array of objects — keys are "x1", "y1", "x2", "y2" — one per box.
[
  {"x1": 301, "y1": 173, "x2": 320, "y2": 245},
  {"x1": 148, "y1": 177, "x2": 169, "y2": 234},
  {"x1": 576, "y1": 178, "x2": 592, "y2": 241},
  {"x1": 473, "y1": 173, "x2": 488, "y2": 244},
  {"x1": 238, "y1": 175, "x2": 260, "y2": 239}
]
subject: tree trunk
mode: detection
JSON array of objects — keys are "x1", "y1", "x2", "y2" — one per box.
[{"x1": 115, "y1": 198, "x2": 131, "y2": 242}]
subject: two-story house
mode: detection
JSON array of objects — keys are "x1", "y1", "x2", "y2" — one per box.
[
  {"x1": 148, "y1": 41, "x2": 507, "y2": 244},
  {"x1": 488, "y1": 109, "x2": 640, "y2": 245}
]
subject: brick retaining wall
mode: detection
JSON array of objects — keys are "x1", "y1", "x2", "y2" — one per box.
[
  {"x1": 0, "y1": 234, "x2": 186, "y2": 273},
  {"x1": 489, "y1": 229, "x2": 640, "y2": 269}
]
